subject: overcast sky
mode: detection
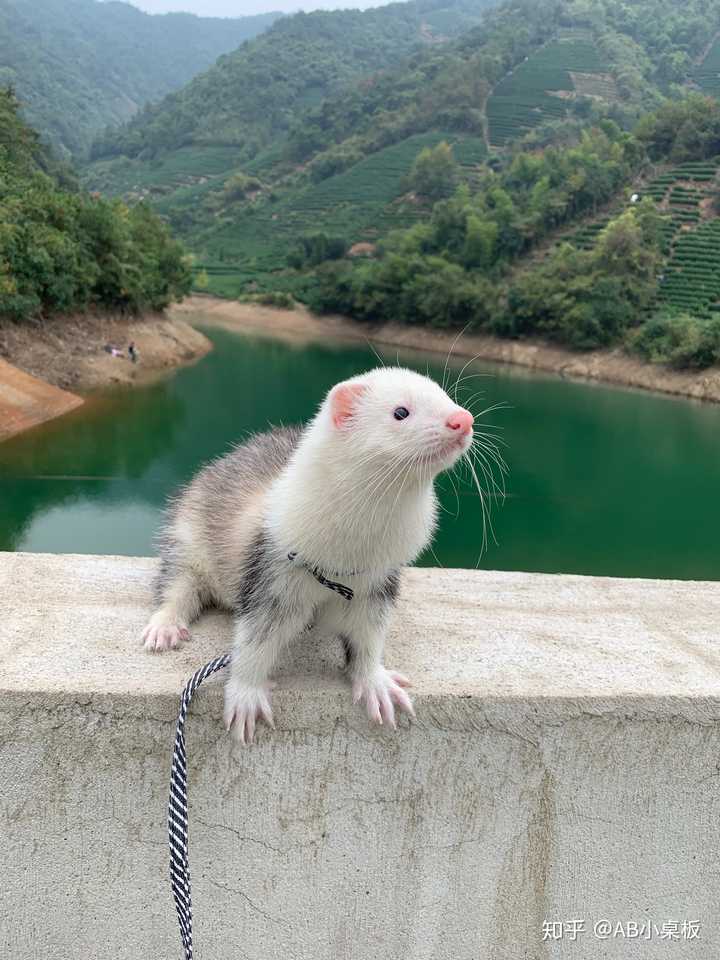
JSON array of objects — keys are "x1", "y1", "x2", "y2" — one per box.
[{"x1": 126, "y1": 0, "x2": 389, "y2": 15}]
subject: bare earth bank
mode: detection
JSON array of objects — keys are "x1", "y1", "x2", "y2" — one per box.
[
  {"x1": 0, "y1": 309, "x2": 212, "y2": 393},
  {"x1": 0, "y1": 310, "x2": 212, "y2": 440},
  {"x1": 172, "y1": 295, "x2": 720, "y2": 404}
]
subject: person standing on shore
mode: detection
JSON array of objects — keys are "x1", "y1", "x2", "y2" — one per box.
[{"x1": 128, "y1": 341, "x2": 138, "y2": 364}]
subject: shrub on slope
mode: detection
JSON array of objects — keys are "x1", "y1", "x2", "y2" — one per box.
[{"x1": 0, "y1": 91, "x2": 190, "y2": 322}]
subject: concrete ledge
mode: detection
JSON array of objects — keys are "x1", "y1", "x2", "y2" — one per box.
[{"x1": 1, "y1": 552, "x2": 719, "y2": 958}]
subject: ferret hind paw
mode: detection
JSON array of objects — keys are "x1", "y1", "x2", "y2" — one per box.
[
  {"x1": 224, "y1": 679, "x2": 275, "y2": 745},
  {"x1": 141, "y1": 616, "x2": 190, "y2": 653},
  {"x1": 352, "y1": 668, "x2": 414, "y2": 729}
]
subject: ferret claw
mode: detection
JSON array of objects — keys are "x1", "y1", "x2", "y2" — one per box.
[
  {"x1": 141, "y1": 619, "x2": 190, "y2": 653},
  {"x1": 352, "y1": 668, "x2": 415, "y2": 729},
  {"x1": 224, "y1": 680, "x2": 275, "y2": 745}
]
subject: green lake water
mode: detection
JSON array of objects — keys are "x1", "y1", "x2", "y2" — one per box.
[{"x1": 2, "y1": 321, "x2": 719, "y2": 580}]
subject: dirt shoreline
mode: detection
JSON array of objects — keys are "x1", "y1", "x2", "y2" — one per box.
[
  {"x1": 0, "y1": 309, "x2": 212, "y2": 440},
  {"x1": 173, "y1": 295, "x2": 720, "y2": 405},
  {"x1": 3, "y1": 294, "x2": 718, "y2": 443},
  {"x1": 0, "y1": 309, "x2": 212, "y2": 393}
]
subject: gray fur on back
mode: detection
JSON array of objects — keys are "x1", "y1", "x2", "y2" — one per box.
[
  {"x1": 186, "y1": 425, "x2": 301, "y2": 525},
  {"x1": 154, "y1": 426, "x2": 302, "y2": 604}
]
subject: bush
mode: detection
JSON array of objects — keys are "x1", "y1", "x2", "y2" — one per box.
[
  {"x1": 635, "y1": 95, "x2": 720, "y2": 162},
  {"x1": 287, "y1": 233, "x2": 347, "y2": 268},
  {"x1": 629, "y1": 313, "x2": 720, "y2": 369},
  {"x1": 406, "y1": 141, "x2": 459, "y2": 201},
  {"x1": 503, "y1": 210, "x2": 663, "y2": 349},
  {"x1": 222, "y1": 173, "x2": 263, "y2": 202},
  {"x1": 0, "y1": 90, "x2": 191, "y2": 322},
  {"x1": 247, "y1": 291, "x2": 295, "y2": 309}
]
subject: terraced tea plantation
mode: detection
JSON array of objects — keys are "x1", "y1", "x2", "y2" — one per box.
[
  {"x1": 193, "y1": 132, "x2": 487, "y2": 298},
  {"x1": 657, "y1": 220, "x2": 720, "y2": 316},
  {"x1": 651, "y1": 162, "x2": 720, "y2": 316},
  {"x1": 486, "y1": 32, "x2": 613, "y2": 147},
  {"x1": 569, "y1": 215, "x2": 614, "y2": 250},
  {"x1": 568, "y1": 160, "x2": 720, "y2": 318},
  {"x1": 84, "y1": 145, "x2": 242, "y2": 199},
  {"x1": 646, "y1": 160, "x2": 713, "y2": 238},
  {"x1": 693, "y1": 36, "x2": 720, "y2": 97}
]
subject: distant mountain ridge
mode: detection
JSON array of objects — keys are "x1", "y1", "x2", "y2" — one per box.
[
  {"x1": 88, "y1": 0, "x2": 494, "y2": 165},
  {"x1": 0, "y1": 0, "x2": 281, "y2": 157}
]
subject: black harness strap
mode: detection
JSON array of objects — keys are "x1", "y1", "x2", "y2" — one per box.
[{"x1": 287, "y1": 550, "x2": 356, "y2": 601}]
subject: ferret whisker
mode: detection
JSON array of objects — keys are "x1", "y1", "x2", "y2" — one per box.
[
  {"x1": 459, "y1": 389, "x2": 488, "y2": 410},
  {"x1": 349, "y1": 449, "x2": 410, "y2": 519},
  {"x1": 468, "y1": 422, "x2": 508, "y2": 439},
  {"x1": 464, "y1": 452, "x2": 489, "y2": 558},
  {"x1": 446, "y1": 467, "x2": 461, "y2": 519},
  {"x1": 381, "y1": 455, "x2": 418, "y2": 541},
  {"x1": 469, "y1": 439, "x2": 508, "y2": 495},
  {"x1": 364, "y1": 338, "x2": 386, "y2": 368},
  {"x1": 471, "y1": 401, "x2": 513, "y2": 420},
  {"x1": 470, "y1": 449, "x2": 505, "y2": 503},
  {"x1": 426, "y1": 542, "x2": 445, "y2": 569},
  {"x1": 441, "y1": 321, "x2": 472, "y2": 392},
  {"x1": 364, "y1": 454, "x2": 414, "y2": 538},
  {"x1": 451, "y1": 373, "x2": 494, "y2": 399},
  {"x1": 344, "y1": 455, "x2": 407, "y2": 516},
  {"x1": 331, "y1": 447, "x2": 396, "y2": 493},
  {"x1": 472, "y1": 435, "x2": 509, "y2": 477},
  {"x1": 474, "y1": 431, "x2": 509, "y2": 470},
  {"x1": 465, "y1": 450, "x2": 500, "y2": 562},
  {"x1": 434, "y1": 460, "x2": 461, "y2": 518},
  {"x1": 450, "y1": 354, "x2": 487, "y2": 403}
]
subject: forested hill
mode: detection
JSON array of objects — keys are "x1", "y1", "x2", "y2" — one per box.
[
  {"x1": 88, "y1": 0, "x2": 495, "y2": 163},
  {"x1": 85, "y1": 0, "x2": 720, "y2": 207},
  {"x1": 0, "y1": 0, "x2": 280, "y2": 158},
  {"x1": 0, "y1": 89, "x2": 190, "y2": 323}
]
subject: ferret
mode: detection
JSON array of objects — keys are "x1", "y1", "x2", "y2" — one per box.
[{"x1": 142, "y1": 367, "x2": 476, "y2": 743}]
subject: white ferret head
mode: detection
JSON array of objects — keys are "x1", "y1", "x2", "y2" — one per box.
[{"x1": 321, "y1": 367, "x2": 474, "y2": 478}]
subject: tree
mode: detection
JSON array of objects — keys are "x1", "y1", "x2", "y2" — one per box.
[
  {"x1": 0, "y1": 90, "x2": 191, "y2": 322},
  {"x1": 463, "y1": 215, "x2": 498, "y2": 269},
  {"x1": 407, "y1": 142, "x2": 459, "y2": 201}
]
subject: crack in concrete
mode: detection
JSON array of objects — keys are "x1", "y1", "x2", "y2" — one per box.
[{"x1": 207, "y1": 877, "x2": 285, "y2": 926}]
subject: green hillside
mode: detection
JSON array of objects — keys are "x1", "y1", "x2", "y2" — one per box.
[
  {"x1": 88, "y1": 0, "x2": 494, "y2": 165},
  {"x1": 486, "y1": 30, "x2": 616, "y2": 146},
  {"x1": 310, "y1": 98, "x2": 720, "y2": 369},
  {"x1": 0, "y1": 0, "x2": 279, "y2": 158},
  {"x1": 0, "y1": 89, "x2": 190, "y2": 322},
  {"x1": 191, "y1": 132, "x2": 487, "y2": 299},
  {"x1": 79, "y1": 0, "x2": 720, "y2": 370}
]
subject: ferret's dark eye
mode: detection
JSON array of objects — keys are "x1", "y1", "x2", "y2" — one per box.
[{"x1": 393, "y1": 406, "x2": 410, "y2": 421}]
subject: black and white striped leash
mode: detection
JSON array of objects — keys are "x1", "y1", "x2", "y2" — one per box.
[
  {"x1": 169, "y1": 652, "x2": 231, "y2": 960},
  {"x1": 168, "y1": 556, "x2": 355, "y2": 958}
]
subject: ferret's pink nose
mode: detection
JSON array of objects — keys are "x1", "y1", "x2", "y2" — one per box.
[{"x1": 446, "y1": 408, "x2": 474, "y2": 435}]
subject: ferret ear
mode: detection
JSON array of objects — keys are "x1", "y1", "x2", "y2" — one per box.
[{"x1": 329, "y1": 381, "x2": 366, "y2": 428}]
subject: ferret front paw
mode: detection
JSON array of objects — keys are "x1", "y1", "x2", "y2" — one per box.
[
  {"x1": 141, "y1": 613, "x2": 190, "y2": 653},
  {"x1": 224, "y1": 678, "x2": 275, "y2": 745},
  {"x1": 352, "y1": 668, "x2": 414, "y2": 729}
]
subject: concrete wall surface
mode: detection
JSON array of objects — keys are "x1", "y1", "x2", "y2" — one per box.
[{"x1": 1, "y1": 551, "x2": 719, "y2": 960}]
